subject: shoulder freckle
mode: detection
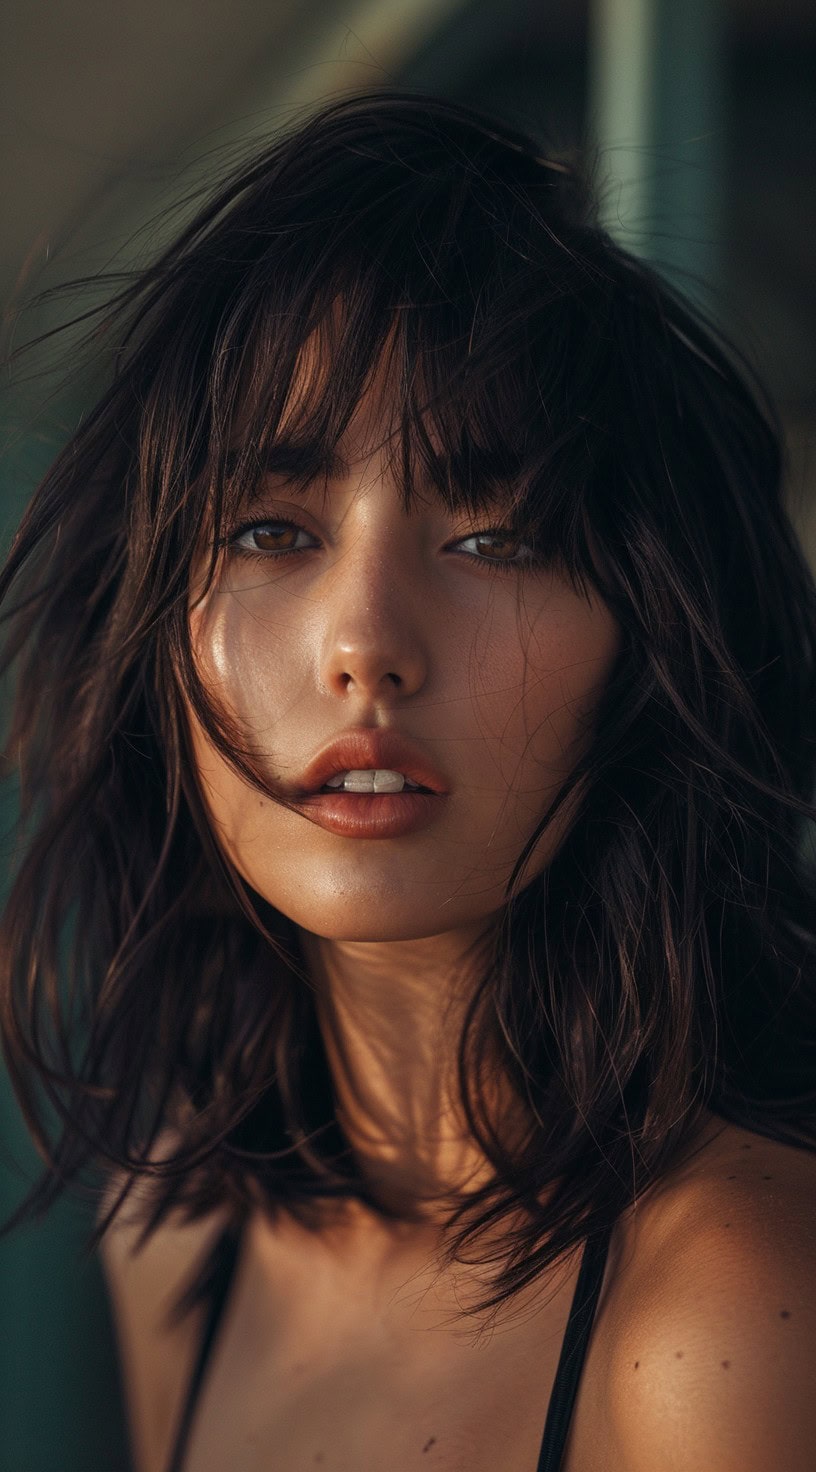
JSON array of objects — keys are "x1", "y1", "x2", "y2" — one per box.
[{"x1": 610, "y1": 1132, "x2": 816, "y2": 1415}]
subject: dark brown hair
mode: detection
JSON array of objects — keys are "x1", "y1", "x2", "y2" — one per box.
[{"x1": 1, "y1": 89, "x2": 815, "y2": 1324}]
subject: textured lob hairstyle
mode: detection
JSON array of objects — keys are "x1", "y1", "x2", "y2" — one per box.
[{"x1": 1, "y1": 89, "x2": 815, "y2": 1322}]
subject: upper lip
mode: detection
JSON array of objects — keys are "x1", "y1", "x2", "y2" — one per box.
[{"x1": 295, "y1": 727, "x2": 449, "y2": 796}]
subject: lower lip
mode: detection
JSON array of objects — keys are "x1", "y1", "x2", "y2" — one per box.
[{"x1": 295, "y1": 790, "x2": 447, "y2": 838}]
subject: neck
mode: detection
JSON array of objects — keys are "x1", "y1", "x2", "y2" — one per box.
[{"x1": 297, "y1": 918, "x2": 524, "y2": 1223}]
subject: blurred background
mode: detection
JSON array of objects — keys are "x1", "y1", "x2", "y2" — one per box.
[{"x1": 0, "y1": 1, "x2": 814, "y2": 1467}]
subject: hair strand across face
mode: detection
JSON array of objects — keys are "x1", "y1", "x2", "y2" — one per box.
[{"x1": 0, "y1": 88, "x2": 815, "y2": 1321}]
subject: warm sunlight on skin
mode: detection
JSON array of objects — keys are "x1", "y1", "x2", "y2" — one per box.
[
  {"x1": 186, "y1": 387, "x2": 621, "y2": 945},
  {"x1": 183, "y1": 351, "x2": 622, "y2": 1247}
]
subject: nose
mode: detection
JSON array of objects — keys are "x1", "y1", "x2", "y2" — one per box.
[{"x1": 319, "y1": 538, "x2": 430, "y2": 702}]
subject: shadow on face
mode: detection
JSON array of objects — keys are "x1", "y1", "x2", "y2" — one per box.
[{"x1": 184, "y1": 337, "x2": 622, "y2": 948}]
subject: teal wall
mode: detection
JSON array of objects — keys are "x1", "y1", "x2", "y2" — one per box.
[
  {"x1": 589, "y1": 0, "x2": 725, "y2": 314},
  {"x1": 0, "y1": 418, "x2": 132, "y2": 1472}
]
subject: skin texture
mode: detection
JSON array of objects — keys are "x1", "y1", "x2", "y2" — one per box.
[
  {"x1": 185, "y1": 354, "x2": 621, "y2": 1254},
  {"x1": 124, "y1": 356, "x2": 816, "y2": 1470}
]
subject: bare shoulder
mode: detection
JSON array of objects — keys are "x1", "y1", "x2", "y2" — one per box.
[
  {"x1": 606, "y1": 1117, "x2": 816, "y2": 1471},
  {"x1": 97, "y1": 1129, "x2": 232, "y2": 1472}
]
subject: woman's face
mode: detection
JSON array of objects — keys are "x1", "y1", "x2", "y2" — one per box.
[{"x1": 185, "y1": 373, "x2": 621, "y2": 946}]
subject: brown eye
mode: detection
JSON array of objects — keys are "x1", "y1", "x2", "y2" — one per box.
[
  {"x1": 456, "y1": 529, "x2": 534, "y2": 571},
  {"x1": 472, "y1": 533, "x2": 518, "y2": 561},
  {"x1": 249, "y1": 524, "x2": 300, "y2": 552},
  {"x1": 225, "y1": 518, "x2": 314, "y2": 562}
]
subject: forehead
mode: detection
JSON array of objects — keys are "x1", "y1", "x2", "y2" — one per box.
[
  {"x1": 231, "y1": 310, "x2": 400, "y2": 456},
  {"x1": 228, "y1": 338, "x2": 517, "y2": 514}
]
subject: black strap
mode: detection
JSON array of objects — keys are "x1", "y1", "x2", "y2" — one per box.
[
  {"x1": 535, "y1": 1224, "x2": 613, "y2": 1472},
  {"x1": 165, "y1": 1219, "x2": 612, "y2": 1472},
  {"x1": 164, "y1": 1226, "x2": 243, "y2": 1472}
]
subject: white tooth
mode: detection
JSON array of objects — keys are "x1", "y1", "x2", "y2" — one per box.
[
  {"x1": 373, "y1": 769, "x2": 406, "y2": 793},
  {"x1": 341, "y1": 775, "x2": 376, "y2": 792},
  {"x1": 342, "y1": 768, "x2": 406, "y2": 793}
]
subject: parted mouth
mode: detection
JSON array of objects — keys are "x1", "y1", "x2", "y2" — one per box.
[
  {"x1": 295, "y1": 727, "x2": 449, "y2": 798},
  {"x1": 317, "y1": 772, "x2": 433, "y2": 793}
]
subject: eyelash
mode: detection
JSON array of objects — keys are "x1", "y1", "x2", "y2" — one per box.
[{"x1": 222, "y1": 517, "x2": 539, "y2": 575}]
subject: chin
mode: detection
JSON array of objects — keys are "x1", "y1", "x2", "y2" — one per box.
[
  {"x1": 296, "y1": 913, "x2": 460, "y2": 944},
  {"x1": 232, "y1": 854, "x2": 505, "y2": 946},
  {"x1": 255, "y1": 891, "x2": 483, "y2": 945}
]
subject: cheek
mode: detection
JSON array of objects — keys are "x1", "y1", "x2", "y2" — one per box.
[
  {"x1": 462, "y1": 590, "x2": 621, "y2": 796},
  {"x1": 183, "y1": 697, "x2": 256, "y2": 862},
  {"x1": 185, "y1": 590, "x2": 293, "y2": 860},
  {"x1": 483, "y1": 595, "x2": 620, "y2": 878},
  {"x1": 194, "y1": 585, "x2": 308, "y2": 723}
]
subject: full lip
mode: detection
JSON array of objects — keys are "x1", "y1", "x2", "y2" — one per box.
[{"x1": 293, "y1": 726, "x2": 450, "y2": 798}]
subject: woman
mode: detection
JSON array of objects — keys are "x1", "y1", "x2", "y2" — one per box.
[{"x1": 1, "y1": 90, "x2": 814, "y2": 1472}]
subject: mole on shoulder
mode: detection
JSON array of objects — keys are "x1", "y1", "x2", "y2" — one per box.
[
  {"x1": 721, "y1": 1360, "x2": 731, "y2": 1369},
  {"x1": 633, "y1": 1361, "x2": 640, "y2": 1369},
  {"x1": 740, "y1": 1144, "x2": 752, "y2": 1149},
  {"x1": 313, "y1": 1454, "x2": 325, "y2": 1465},
  {"x1": 422, "y1": 1436, "x2": 437, "y2": 1453},
  {"x1": 762, "y1": 1174, "x2": 773, "y2": 1180},
  {"x1": 674, "y1": 1350, "x2": 684, "y2": 1358},
  {"x1": 780, "y1": 1309, "x2": 792, "y2": 1319}
]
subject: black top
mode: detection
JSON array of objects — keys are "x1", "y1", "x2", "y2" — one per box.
[{"x1": 164, "y1": 1219, "x2": 613, "y2": 1472}]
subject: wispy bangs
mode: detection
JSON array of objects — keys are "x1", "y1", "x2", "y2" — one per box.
[{"x1": 175, "y1": 151, "x2": 608, "y2": 597}]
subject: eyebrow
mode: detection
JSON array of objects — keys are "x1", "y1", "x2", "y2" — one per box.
[
  {"x1": 224, "y1": 438, "x2": 463, "y2": 505},
  {"x1": 224, "y1": 440, "x2": 350, "y2": 486},
  {"x1": 223, "y1": 437, "x2": 518, "y2": 510}
]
